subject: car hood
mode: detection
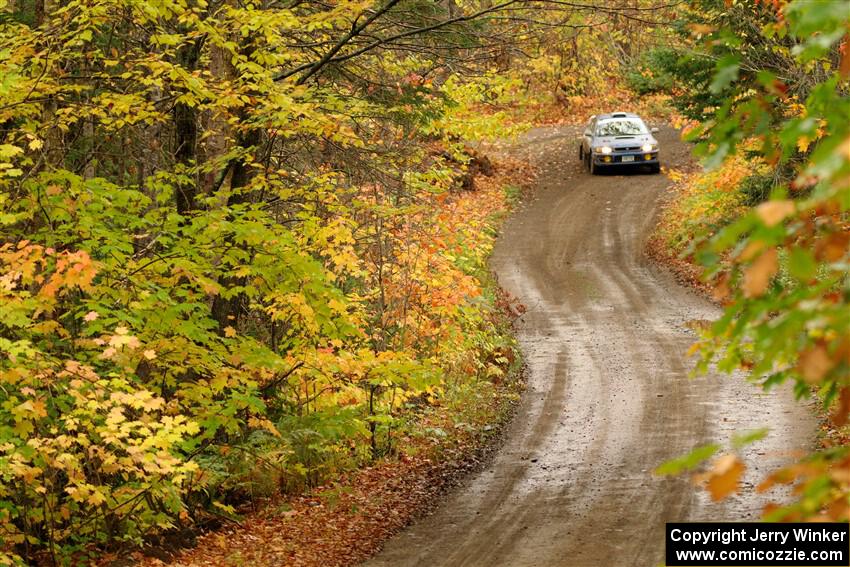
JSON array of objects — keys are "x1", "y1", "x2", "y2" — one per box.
[{"x1": 594, "y1": 134, "x2": 657, "y2": 148}]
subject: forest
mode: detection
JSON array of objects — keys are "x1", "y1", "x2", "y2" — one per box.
[{"x1": 0, "y1": 0, "x2": 848, "y2": 565}]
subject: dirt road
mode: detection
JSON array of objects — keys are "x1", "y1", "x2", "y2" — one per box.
[{"x1": 363, "y1": 126, "x2": 814, "y2": 567}]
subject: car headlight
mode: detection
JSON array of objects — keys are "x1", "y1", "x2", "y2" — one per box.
[
  {"x1": 641, "y1": 143, "x2": 657, "y2": 152},
  {"x1": 595, "y1": 146, "x2": 612, "y2": 154}
]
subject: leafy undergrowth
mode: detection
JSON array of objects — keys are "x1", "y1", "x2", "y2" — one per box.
[
  {"x1": 133, "y1": 372, "x2": 522, "y2": 567},
  {"x1": 647, "y1": 152, "x2": 761, "y2": 295},
  {"x1": 101, "y1": 154, "x2": 538, "y2": 567}
]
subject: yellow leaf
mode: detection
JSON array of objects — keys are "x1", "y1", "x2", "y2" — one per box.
[
  {"x1": 87, "y1": 490, "x2": 106, "y2": 507},
  {"x1": 248, "y1": 416, "x2": 281, "y2": 437},
  {"x1": 143, "y1": 349, "x2": 157, "y2": 360},
  {"x1": 108, "y1": 333, "x2": 140, "y2": 349}
]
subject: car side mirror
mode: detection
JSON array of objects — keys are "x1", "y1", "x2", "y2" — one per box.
[{"x1": 650, "y1": 127, "x2": 659, "y2": 134}]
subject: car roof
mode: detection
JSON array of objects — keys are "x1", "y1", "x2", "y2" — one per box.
[{"x1": 596, "y1": 112, "x2": 642, "y2": 121}]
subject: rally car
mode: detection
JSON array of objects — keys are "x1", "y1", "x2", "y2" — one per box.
[{"x1": 578, "y1": 112, "x2": 660, "y2": 174}]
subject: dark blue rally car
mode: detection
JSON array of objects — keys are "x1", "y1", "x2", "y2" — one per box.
[{"x1": 578, "y1": 112, "x2": 660, "y2": 174}]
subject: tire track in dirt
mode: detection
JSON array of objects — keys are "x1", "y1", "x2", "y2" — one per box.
[{"x1": 362, "y1": 125, "x2": 815, "y2": 567}]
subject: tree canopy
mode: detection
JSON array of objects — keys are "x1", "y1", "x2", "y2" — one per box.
[
  {"x1": 2, "y1": 0, "x2": 848, "y2": 563},
  {"x1": 0, "y1": 0, "x2": 683, "y2": 563}
]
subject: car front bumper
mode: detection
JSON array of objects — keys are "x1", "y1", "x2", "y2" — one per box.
[{"x1": 592, "y1": 151, "x2": 659, "y2": 166}]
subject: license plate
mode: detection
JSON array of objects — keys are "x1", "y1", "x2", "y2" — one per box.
[{"x1": 621, "y1": 155, "x2": 635, "y2": 162}]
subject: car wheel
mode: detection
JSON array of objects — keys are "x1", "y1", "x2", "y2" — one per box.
[
  {"x1": 589, "y1": 158, "x2": 597, "y2": 175},
  {"x1": 579, "y1": 145, "x2": 583, "y2": 161}
]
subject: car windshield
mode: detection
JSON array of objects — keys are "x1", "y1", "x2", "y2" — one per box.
[{"x1": 595, "y1": 119, "x2": 647, "y2": 137}]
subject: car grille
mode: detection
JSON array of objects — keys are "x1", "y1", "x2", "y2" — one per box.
[
  {"x1": 612, "y1": 154, "x2": 654, "y2": 163},
  {"x1": 616, "y1": 146, "x2": 641, "y2": 152}
]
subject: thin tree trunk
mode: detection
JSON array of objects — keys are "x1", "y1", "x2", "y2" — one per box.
[{"x1": 173, "y1": 38, "x2": 202, "y2": 215}]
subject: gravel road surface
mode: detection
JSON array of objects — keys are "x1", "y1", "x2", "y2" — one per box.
[{"x1": 363, "y1": 126, "x2": 814, "y2": 567}]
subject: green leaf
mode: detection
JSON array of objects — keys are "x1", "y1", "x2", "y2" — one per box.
[
  {"x1": 786, "y1": 0, "x2": 849, "y2": 37},
  {"x1": 731, "y1": 428, "x2": 768, "y2": 450},
  {"x1": 710, "y1": 55, "x2": 741, "y2": 94},
  {"x1": 655, "y1": 444, "x2": 720, "y2": 476},
  {"x1": 787, "y1": 248, "x2": 817, "y2": 282}
]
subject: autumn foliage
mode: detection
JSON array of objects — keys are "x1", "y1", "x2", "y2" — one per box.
[
  {"x1": 653, "y1": 0, "x2": 850, "y2": 519},
  {"x1": 4, "y1": 0, "x2": 848, "y2": 562},
  {"x1": 0, "y1": 0, "x2": 546, "y2": 562}
]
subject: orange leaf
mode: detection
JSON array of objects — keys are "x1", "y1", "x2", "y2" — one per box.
[
  {"x1": 815, "y1": 232, "x2": 849, "y2": 263},
  {"x1": 798, "y1": 344, "x2": 835, "y2": 383},
  {"x1": 702, "y1": 454, "x2": 745, "y2": 501},
  {"x1": 758, "y1": 465, "x2": 802, "y2": 493},
  {"x1": 712, "y1": 272, "x2": 731, "y2": 302},
  {"x1": 756, "y1": 200, "x2": 795, "y2": 227},
  {"x1": 739, "y1": 240, "x2": 765, "y2": 262},
  {"x1": 832, "y1": 387, "x2": 850, "y2": 427},
  {"x1": 839, "y1": 33, "x2": 850, "y2": 79},
  {"x1": 742, "y1": 247, "x2": 778, "y2": 298},
  {"x1": 688, "y1": 23, "x2": 715, "y2": 36}
]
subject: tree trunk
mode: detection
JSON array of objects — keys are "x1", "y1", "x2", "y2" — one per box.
[
  {"x1": 200, "y1": 36, "x2": 235, "y2": 195},
  {"x1": 173, "y1": 39, "x2": 202, "y2": 215}
]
